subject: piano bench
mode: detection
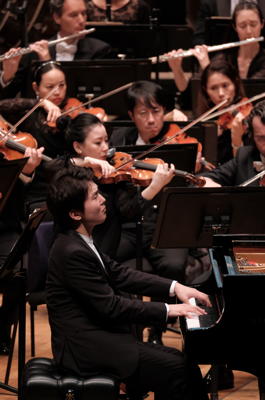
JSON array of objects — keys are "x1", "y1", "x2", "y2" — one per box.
[{"x1": 22, "y1": 357, "x2": 119, "y2": 400}]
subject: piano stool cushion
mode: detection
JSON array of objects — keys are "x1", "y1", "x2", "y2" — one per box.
[{"x1": 22, "y1": 357, "x2": 120, "y2": 400}]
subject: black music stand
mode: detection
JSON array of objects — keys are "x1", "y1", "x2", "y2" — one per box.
[
  {"x1": 152, "y1": 186, "x2": 265, "y2": 249},
  {"x1": 0, "y1": 208, "x2": 47, "y2": 399},
  {"x1": 0, "y1": 158, "x2": 28, "y2": 214}
]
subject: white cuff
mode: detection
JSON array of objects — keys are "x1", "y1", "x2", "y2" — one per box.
[{"x1": 169, "y1": 280, "x2": 177, "y2": 297}]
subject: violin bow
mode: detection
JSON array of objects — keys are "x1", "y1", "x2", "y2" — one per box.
[
  {"x1": 115, "y1": 98, "x2": 228, "y2": 172},
  {"x1": 202, "y1": 91, "x2": 265, "y2": 122},
  {"x1": 0, "y1": 85, "x2": 59, "y2": 143},
  {"x1": 59, "y1": 82, "x2": 133, "y2": 118}
]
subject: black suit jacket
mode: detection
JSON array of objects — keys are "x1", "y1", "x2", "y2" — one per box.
[
  {"x1": 201, "y1": 145, "x2": 261, "y2": 186},
  {"x1": 0, "y1": 36, "x2": 113, "y2": 99},
  {"x1": 47, "y1": 230, "x2": 172, "y2": 378}
]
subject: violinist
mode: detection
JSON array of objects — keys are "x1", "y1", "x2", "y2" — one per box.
[
  {"x1": 0, "y1": 61, "x2": 106, "y2": 158},
  {"x1": 201, "y1": 99, "x2": 265, "y2": 187},
  {"x1": 56, "y1": 112, "x2": 176, "y2": 258},
  {"x1": 109, "y1": 80, "x2": 193, "y2": 345},
  {"x1": 0, "y1": 61, "x2": 105, "y2": 213},
  {"x1": 198, "y1": 59, "x2": 251, "y2": 165},
  {"x1": 0, "y1": 0, "x2": 113, "y2": 99},
  {"x1": 109, "y1": 80, "x2": 202, "y2": 169}
]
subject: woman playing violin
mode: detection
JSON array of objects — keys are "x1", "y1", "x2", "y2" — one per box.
[
  {"x1": 198, "y1": 60, "x2": 251, "y2": 165},
  {"x1": 201, "y1": 99, "x2": 265, "y2": 187},
  {"x1": 54, "y1": 112, "x2": 178, "y2": 261},
  {"x1": 0, "y1": 61, "x2": 106, "y2": 159}
]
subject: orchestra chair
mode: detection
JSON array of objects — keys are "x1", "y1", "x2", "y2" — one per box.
[
  {"x1": 0, "y1": 207, "x2": 47, "y2": 399},
  {"x1": 22, "y1": 357, "x2": 119, "y2": 400},
  {"x1": 26, "y1": 221, "x2": 54, "y2": 357}
]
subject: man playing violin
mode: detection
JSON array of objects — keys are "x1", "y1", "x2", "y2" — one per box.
[{"x1": 110, "y1": 80, "x2": 200, "y2": 345}]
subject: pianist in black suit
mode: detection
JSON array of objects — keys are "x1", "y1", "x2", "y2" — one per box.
[
  {"x1": 46, "y1": 165, "x2": 211, "y2": 400},
  {"x1": 0, "y1": 0, "x2": 113, "y2": 99},
  {"x1": 201, "y1": 99, "x2": 265, "y2": 187}
]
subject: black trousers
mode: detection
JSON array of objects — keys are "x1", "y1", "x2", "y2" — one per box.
[{"x1": 126, "y1": 342, "x2": 207, "y2": 400}]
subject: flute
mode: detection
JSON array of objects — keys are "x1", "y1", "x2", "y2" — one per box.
[
  {"x1": 149, "y1": 36, "x2": 264, "y2": 64},
  {"x1": 0, "y1": 28, "x2": 95, "y2": 62}
]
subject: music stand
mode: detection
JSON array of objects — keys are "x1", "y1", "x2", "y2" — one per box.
[
  {"x1": 152, "y1": 186, "x2": 265, "y2": 249},
  {"x1": 0, "y1": 158, "x2": 28, "y2": 214},
  {"x1": 0, "y1": 208, "x2": 47, "y2": 399}
]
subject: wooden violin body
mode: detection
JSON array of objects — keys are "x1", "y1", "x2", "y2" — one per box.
[
  {"x1": 98, "y1": 151, "x2": 205, "y2": 187},
  {"x1": 0, "y1": 121, "x2": 51, "y2": 161},
  {"x1": 217, "y1": 97, "x2": 253, "y2": 130}
]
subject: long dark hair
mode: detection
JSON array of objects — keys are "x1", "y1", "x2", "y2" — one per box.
[{"x1": 197, "y1": 59, "x2": 245, "y2": 115}]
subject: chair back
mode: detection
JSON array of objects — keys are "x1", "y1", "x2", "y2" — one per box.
[{"x1": 27, "y1": 221, "x2": 54, "y2": 295}]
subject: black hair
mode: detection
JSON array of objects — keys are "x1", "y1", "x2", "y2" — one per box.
[
  {"x1": 126, "y1": 80, "x2": 167, "y2": 112},
  {"x1": 47, "y1": 165, "x2": 94, "y2": 230},
  {"x1": 201, "y1": 59, "x2": 245, "y2": 106},
  {"x1": 57, "y1": 113, "x2": 102, "y2": 154},
  {"x1": 232, "y1": 1, "x2": 264, "y2": 27},
  {"x1": 33, "y1": 61, "x2": 64, "y2": 85},
  {"x1": 245, "y1": 99, "x2": 265, "y2": 144}
]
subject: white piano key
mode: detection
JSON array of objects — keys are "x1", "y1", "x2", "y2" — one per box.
[{"x1": 186, "y1": 297, "x2": 201, "y2": 329}]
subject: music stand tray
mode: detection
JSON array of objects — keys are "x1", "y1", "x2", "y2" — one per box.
[{"x1": 152, "y1": 186, "x2": 265, "y2": 248}]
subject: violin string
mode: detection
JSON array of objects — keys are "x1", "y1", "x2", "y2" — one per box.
[
  {"x1": 0, "y1": 86, "x2": 59, "y2": 142},
  {"x1": 114, "y1": 98, "x2": 228, "y2": 172},
  {"x1": 60, "y1": 82, "x2": 133, "y2": 118}
]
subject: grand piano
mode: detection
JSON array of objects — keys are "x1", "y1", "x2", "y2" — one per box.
[
  {"x1": 152, "y1": 187, "x2": 265, "y2": 400},
  {"x1": 182, "y1": 234, "x2": 265, "y2": 400}
]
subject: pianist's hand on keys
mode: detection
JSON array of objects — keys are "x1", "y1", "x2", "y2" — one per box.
[{"x1": 167, "y1": 282, "x2": 212, "y2": 319}]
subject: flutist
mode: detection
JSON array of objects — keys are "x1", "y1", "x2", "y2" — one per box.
[
  {"x1": 0, "y1": 0, "x2": 114, "y2": 99},
  {"x1": 167, "y1": 1, "x2": 265, "y2": 93}
]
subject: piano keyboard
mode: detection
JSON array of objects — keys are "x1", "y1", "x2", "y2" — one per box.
[{"x1": 185, "y1": 296, "x2": 221, "y2": 330}]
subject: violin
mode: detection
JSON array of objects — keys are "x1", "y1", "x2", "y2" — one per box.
[
  {"x1": 217, "y1": 97, "x2": 253, "y2": 130},
  {"x1": 98, "y1": 152, "x2": 205, "y2": 187},
  {"x1": 61, "y1": 98, "x2": 105, "y2": 121},
  {"x1": 0, "y1": 121, "x2": 51, "y2": 161},
  {"x1": 46, "y1": 98, "x2": 106, "y2": 128},
  {"x1": 154, "y1": 123, "x2": 203, "y2": 172}
]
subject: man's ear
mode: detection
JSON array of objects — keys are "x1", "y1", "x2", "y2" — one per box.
[
  {"x1": 69, "y1": 210, "x2": 82, "y2": 221},
  {"x1": 128, "y1": 110, "x2": 134, "y2": 121},
  {"x1": 53, "y1": 12, "x2": 61, "y2": 26}
]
